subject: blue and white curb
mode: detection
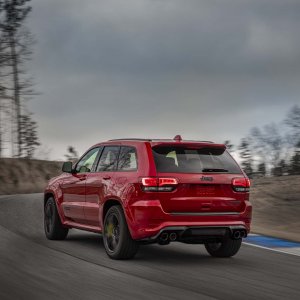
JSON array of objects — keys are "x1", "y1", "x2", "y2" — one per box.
[{"x1": 243, "y1": 234, "x2": 300, "y2": 256}]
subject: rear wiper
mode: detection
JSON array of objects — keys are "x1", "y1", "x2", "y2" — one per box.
[{"x1": 202, "y1": 168, "x2": 228, "y2": 172}]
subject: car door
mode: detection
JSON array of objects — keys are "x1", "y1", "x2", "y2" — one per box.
[
  {"x1": 60, "y1": 147, "x2": 101, "y2": 224},
  {"x1": 85, "y1": 146, "x2": 120, "y2": 227}
]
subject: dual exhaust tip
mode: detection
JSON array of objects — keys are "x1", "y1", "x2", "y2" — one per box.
[
  {"x1": 232, "y1": 230, "x2": 247, "y2": 239},
  {"x1": 158, "y1": 229, "x2": 246, "y2": 243},
  {"x1": 159, "y1": 232, "x2": 177, "y2": 244}
]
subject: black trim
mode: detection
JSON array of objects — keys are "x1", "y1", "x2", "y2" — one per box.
[
  {"x1": 91, "y1": 146, "x2": 104, "y2": 172},
  {"x1": 138, "y1": 225, "x2": 247, "y2": 243},
  {"x1": 170, "y1": 212, "x2": 240, "y2": 216}
]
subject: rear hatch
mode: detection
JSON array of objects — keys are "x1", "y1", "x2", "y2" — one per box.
[{"x1": 150, "y1": 144, "x2": 249, "y2": 214}]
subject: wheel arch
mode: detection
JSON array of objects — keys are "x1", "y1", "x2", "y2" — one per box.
[
  {"x1": 101, "y1": 198, "x2": 137, "y2": 243},
  {"x1": 102, "y1": 198, "x2": 123, "y2": 221},
  {"x1": 102, "y1": 198, "x2": 136, "y2": 235},
  {"x1": 44, "y1": 191, "x2": 66, "y2": 224},
  {"x1": 44, "y1": 192, "x2": 55, "y2": 207}
]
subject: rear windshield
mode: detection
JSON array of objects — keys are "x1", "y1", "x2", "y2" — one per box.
[{"x1": 152, "y1": 146, "x2": 242, "y2": 174}]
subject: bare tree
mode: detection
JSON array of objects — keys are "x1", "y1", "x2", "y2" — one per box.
[
  {"x1": 248, "y1": 124, "x2": 283, "y2": 174},
  {"x1": 0, "y1": 0, "x2": 33, "y2": 157},
  {"x1": 65, "y1": 146, "x2": 79, "y2": 162},
  {"x1": 272, "y1": 159, "x2": 288, "y2": 176},
  {"x1": 238, "y1": 138, "x2": 253, "y2": 177},
  {"x1": 257, "y1": 162, "x2": 266, "y2": 177},
  {"x1": 224, "y1": 140, "x2": 234, "y2": 153},
  {"x1": 0, "y1": 1, "x2": 5, "y2": 157},
  {"x1": 19, "y1": 112, "x2": 39, "y2": 158},
  {"x1": 289, "y1": 141, "x2": 300, "y2": 175},
  {"x1": 0, "y1": 98, "x2": 2, "y2": 157},
  {"x1": 285, "y1": 105, "x2": 300, "y2": 148}
]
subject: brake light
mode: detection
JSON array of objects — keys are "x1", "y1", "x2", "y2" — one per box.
[
  {"x1": 232, "y1": 177, "x2": 250, "y2": 192},
  {"x1": 142, "y1": 178, "x2": 158, "y2": 186},
  {"x1": 141, "y1": 177, "x2": 178, "y2": 192},
  {"x1": 158, "y1": 178, "x2": 178, "y2": 186}
]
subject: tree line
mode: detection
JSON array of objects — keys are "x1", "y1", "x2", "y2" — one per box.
[
  {"x1": 225, "y1": 105, "x2": 300, "y2": 177},
  {"x1": 0, "y1": 0, "x2": 39, "y2": 159}
]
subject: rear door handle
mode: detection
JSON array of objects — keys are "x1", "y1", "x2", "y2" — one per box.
[
  {"x1": 79, "y1": 176, "x2": 87, "y2": 181},
  {"x1": 103, "y1": 176, "x2": 111, "y2": 180}
]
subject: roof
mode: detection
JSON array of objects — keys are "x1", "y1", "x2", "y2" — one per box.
[
  {"x1": 108, "y1": 135, "x2": 214, "y2": 144},
  {"x1": 90, "y1": 135, "x2": 226, "y2": 150}
]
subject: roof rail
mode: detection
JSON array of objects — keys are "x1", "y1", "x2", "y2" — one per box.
[
  {"x1": 108, "y1": 138, "x2": 152, "y2": 141},
  {"x1": 165, "y1": 139, "x2": 214, "y2": 143},
  {"x1": 108, "y1": 138, "x2": 214, "y2": 143}
]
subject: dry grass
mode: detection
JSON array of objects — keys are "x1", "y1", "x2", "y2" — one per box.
[
  {"x1": 0, "y1": 158, "x2": 62, "y2": 195},
  {"x1": 250, "y1": 175, "x2": 300, "y2": 242}
]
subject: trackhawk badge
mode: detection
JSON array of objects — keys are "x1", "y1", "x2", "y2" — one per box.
[{"x1": 201, "y1": 176, "x2": 213, "y2": 182}]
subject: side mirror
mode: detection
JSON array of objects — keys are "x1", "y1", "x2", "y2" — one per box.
[{"x1": 62, "y1": 161, "x2": 73, "y2": 173}]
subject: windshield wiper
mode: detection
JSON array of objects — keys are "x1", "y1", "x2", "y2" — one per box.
[{"x1": 202, "y1": 168, "x2": 228, "y2": 172}]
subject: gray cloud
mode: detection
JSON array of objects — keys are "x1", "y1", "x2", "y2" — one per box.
[{"x1": 26, "y1": 0, "x2": 300, "y2": 159}]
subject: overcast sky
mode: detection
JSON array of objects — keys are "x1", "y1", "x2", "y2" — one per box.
[{"x1": 26, "y1": 0, "x2": 300, "y2": 160}]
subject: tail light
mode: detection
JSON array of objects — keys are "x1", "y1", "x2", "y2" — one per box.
[
  {"x1": 141, "y1": 177, "x2": 178, "y2": 192},
  {"x1": 232, "y1": 177, "x2": 250, "y2": 192}
]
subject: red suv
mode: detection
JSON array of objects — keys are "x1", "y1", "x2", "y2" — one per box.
[{"x1": 44, "y1": 136, "x2": 252, "y2": 259}]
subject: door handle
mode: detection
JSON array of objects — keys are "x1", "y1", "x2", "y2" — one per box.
[
  {"x1": 103, "y1": 176, "x2": 111, "y2": 180},
  {"x1": 79, "y1": 176, "x2": 87, "y2": 181}
]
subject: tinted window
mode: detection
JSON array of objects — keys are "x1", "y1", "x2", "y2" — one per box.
[
  {"x1": 75, "y1": 147, "x2": 101, "y2": 173},
  {"x1": 96, "y1": 146, "x2": 120, "y2": 172},
  {"x1": 117, "y1": 147, "x2": 137, "y2": 171},
  {"x1": 152, "y1": 146, "x2": 242, "y2": 174}
]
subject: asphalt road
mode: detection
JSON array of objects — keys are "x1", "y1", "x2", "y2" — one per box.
[{"x1": 0, "y1": 194, "x2": 299, "y2": 300}]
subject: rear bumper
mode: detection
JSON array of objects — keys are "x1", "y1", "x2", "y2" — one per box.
[
  {"x1": 126, "y1": 200, "x2": 252, "y2": 240},
  {"x1": 139, "y1": 225, "x2": 247, "y2": 244}
]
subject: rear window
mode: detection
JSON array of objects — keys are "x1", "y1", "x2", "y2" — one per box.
[{"x1": 152, "y1": 146, "x2": 242, "y2": 174}]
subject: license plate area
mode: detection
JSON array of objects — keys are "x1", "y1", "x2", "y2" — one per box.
[
  {"x1": 189, "y1": 228, "x2": 227, "y2": 236},
  {"x1": 193, "y1": 184, "x2": 217, "y2": 196}
]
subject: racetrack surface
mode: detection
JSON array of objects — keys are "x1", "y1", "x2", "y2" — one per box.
[{"x1": 0, "y1": 194, "x2": 299, "y2": 300}]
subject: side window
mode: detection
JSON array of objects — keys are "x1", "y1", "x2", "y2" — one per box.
[
  {"x1": 75, "y1": 147, "x2": 101, "y2": 173},
  {"x1": 117, "y1": 147, "x2": 138, "y2": 171},
  {"x1": 96, "y1": 146, "x2": 120, "y2": 172}
]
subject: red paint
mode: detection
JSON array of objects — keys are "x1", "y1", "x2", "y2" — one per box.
[{"x1": 45, "y1": 138, "x2": 252, "y2": 241}]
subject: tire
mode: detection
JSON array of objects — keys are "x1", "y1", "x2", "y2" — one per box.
[
  {"x1": 103, "y1": 205, "x2": 139, "y2": 260},
  {"x1": 205, "y1": 238, "x2": 242, "y2": 258},
  {"x1": 44, "y1": 197, "x2": 69, "y2": 240}
]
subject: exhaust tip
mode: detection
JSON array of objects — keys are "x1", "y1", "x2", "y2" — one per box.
[
  {"x1": 240, "y1": 230, "x2": 246, "y2": 238},
  {"x1": 160, "y1": 232, "x2": 169, "y2": 242},
  {"x1": 169, "y1": 232, "x2": 177, "y2": 241},
  {"x1": 233, "y1": 230, "x2": 241, "y2": 239}
]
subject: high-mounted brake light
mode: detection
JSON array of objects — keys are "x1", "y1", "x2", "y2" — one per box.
[
  {"x1": 173, "y1": 135, "x2": 182, "y2": 142},
  {"x1": 141, "y1": 177, "x2": 178, "y2": 192},
  {"x1": 232, "y1": 178, "x2": 250, "y2": 192}
]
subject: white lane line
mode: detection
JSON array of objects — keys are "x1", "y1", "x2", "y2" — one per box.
[
  {"x1": 275, "y1": 247, "x2": 300, "y2": 256},
  {"x1": 243, "y1": 242, "x2": 300, "y2": 257}
]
